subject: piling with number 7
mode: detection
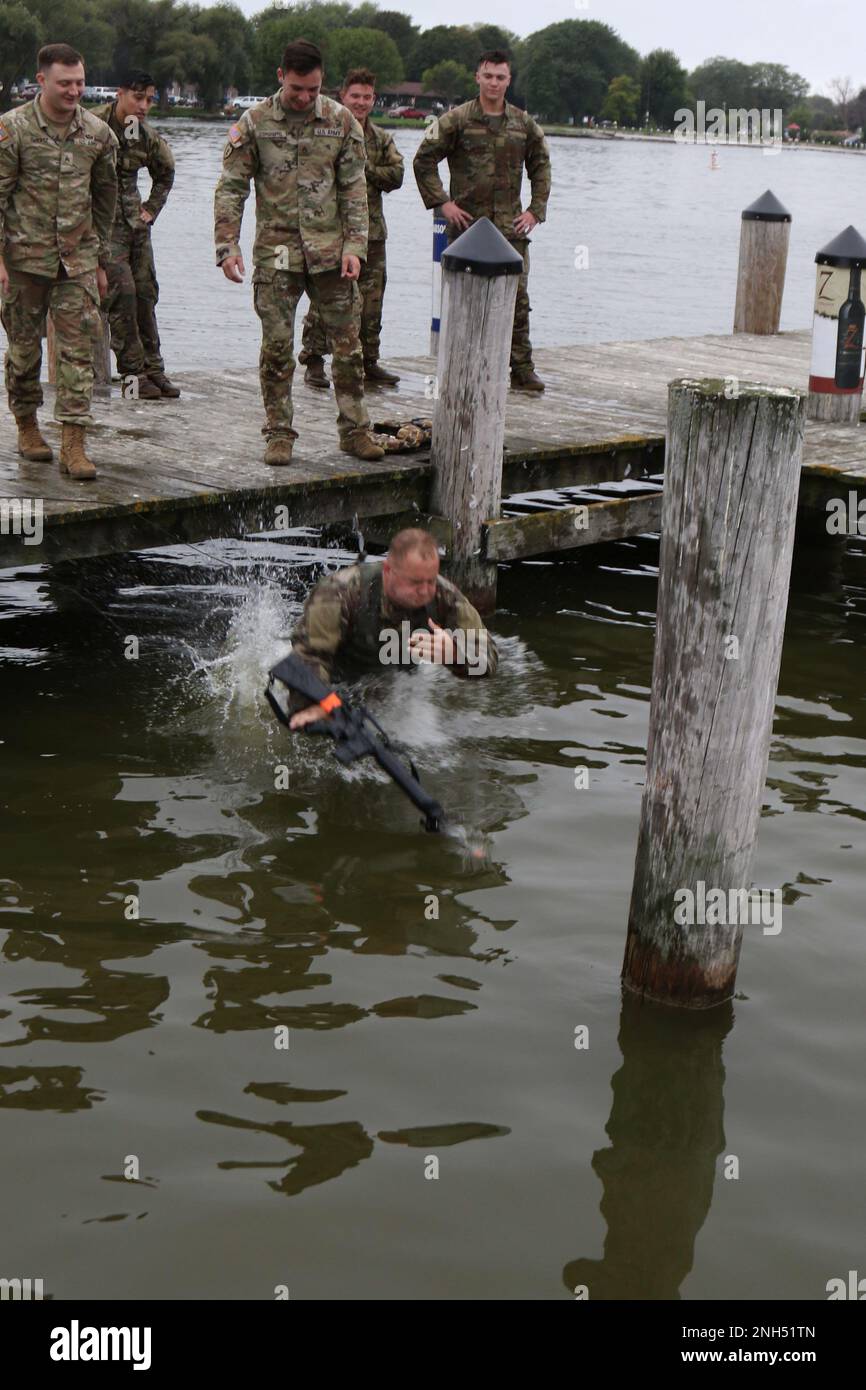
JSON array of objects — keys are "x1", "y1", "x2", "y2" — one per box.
[{"x1": 623, "y1": 379, "x2": 806, "y2": 1009}]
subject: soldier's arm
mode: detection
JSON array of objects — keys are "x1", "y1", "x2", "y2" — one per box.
[
  {"x1": 366, "y1": 131, "x2": 404, "y2": 192},
  {"x1": 214, "y1": 116, "x2": 256, "y2": 264},
  {"x1": 446, "y1": 594, "x2": 499, "y2": 679},
  {"x1": 142, "y1": 129, "x2": 175, "y2": 220},
  {"x1": 287, "y1": 574, "x2": 352, "y2": 713},
  {"x1": 0, "y1": 119, "x2": 20, "y2": 261},
  {"x1": 91, "y1": 129, "x2": 119, "y2": 268},
  {"x1": 412, "y1": 114, "x2": 457, "y2": 209},
  {"x1": 336, "y1": 118, "x2": 369, "y2": 262},
  {"x1": 524, "y1": 116, "x2": 551, "y2": 223}
]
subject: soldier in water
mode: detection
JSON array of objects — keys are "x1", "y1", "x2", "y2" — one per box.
[
  {"x1": 214, "y1": 39, "x2": 384, "y2": 466},
  {"x1": 287, "y1": 527, "x2": 498, "y2": 728},
  {"x1": 92, "y1": 71, "x2": 179, "y2": 400},
  {"x1": 413, "y1": 48, "x2": 551, "y2": 392},
  {"x1": 299, "y1": 68, "x2": 404, "y2": 390},
  {"x1": 0, "y1": 43, "x2": 117, "y2": 479}
]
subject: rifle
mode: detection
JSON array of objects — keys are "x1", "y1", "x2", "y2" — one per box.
[{"x1": 265, "y1": 653, "x2": 446, "y2": 833}]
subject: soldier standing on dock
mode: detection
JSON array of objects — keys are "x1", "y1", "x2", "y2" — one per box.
[
  {"x1": 0, "y1": 43, "x2": 118, "y2": 480},
  {"x1": 413, "y1": 49, "x2": 551, "y2": 392},
  {"x1": 299, "y1": 68, "x2": 404, "y2": 390},
  {"x1": 214, "y1": 39, "x2": 385, "y2": 466},
  {"x1": 92, "y1": 72, "x2": 180, "y2": 400}
]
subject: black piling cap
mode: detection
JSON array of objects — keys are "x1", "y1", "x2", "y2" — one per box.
[
  {"x1": 816, "y1": 225, "x2": 866, "y2": 268},
  {"x1": 441, "y1": 217, "x2": 525, "y2": 276},
  {"x1": 742, "y1": 189, "x2": 792, "y2": 223}
]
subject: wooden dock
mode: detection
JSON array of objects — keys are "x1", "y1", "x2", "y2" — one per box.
[{"x1": 1, "y1": 328, "x2": 864, "y2": 569}]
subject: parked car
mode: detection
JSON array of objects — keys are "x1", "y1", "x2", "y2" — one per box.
[
  {"x1": 388, "y1": 106, "x2": 432, "y2": 120},
  {"x1": 225, "y1": 95, "x2": 268, "y2": 111},
  {"x1": 16, "y1": 83, "x2": 40, "y2": 100}
]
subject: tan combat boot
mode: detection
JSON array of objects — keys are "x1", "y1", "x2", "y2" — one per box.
[
  {"x1": 340, "y1": 431, "x2": 385, "y2": 461},
  {"x1": 264, "y1": 435, "x2": 294, "y2": 466},
  {"x1": 59, "y1": 424, "x2": 97, "y2": 480},
  {"x1": 16, "y1": 414, "x2": 53, "y2": 462}
]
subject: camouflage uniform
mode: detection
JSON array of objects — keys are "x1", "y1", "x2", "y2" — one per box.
[
  {"x1": 0, "y1": 96, "x2": 117, "y2": 426},
  {"x1": 288, "y1": 560, "x2": 498, "y2": 711},
  {"x1": 213, "y1": 92, "x2": 371, "y2": 445},
  {"x1": 90, "y1": 101, "x2": 175, "y2": 378},
  {"x1": 301, "y1": 120, "x2": 403, "y2": 366},
  {"x1": 413, "y1": 98, "x2": 551, "y2": 374}
]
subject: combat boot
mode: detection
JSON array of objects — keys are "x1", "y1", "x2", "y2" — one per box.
[
  {"x1": 134, "y1": 375, "x2": 163, "y2": 400},
  {"x1": 59, "y1": 424, "x2": 97, "y2": 480},
  {"x1": 364, "y1": 361, "x2": 400, "y2": 385},
  {"x1": 148, "y1": 372, "x2": 181, "y2": 398},
  {"x1": 510, "y1": 367, "x2": 545, "y2": 393},
  {"x1": 304, "y1": 356, "x2": 330, "y2": 390},
  {"x1": 340, "y1": 432, "x2": 385, "y2": 461},
  {"x1": 264, "y1": 435, "x2": 294, "y2": 466},
  {"x1": 16, "y1": 413, "x2": 53, "y2": 462}
]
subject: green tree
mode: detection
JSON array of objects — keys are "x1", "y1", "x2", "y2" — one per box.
[
  {"x1": 408, "y1": 25, "x2": 479, "y2": 81},
  {"x1": 687, "y1": 56, "x2": 753, "y2": 112},
  {"x1": 602, "y1": 73, "x2": 639, "y2": 124},
  {"x1": 0, "y1": 1, "x2": 44, "y2": 99},
  {"x1": 353, "y1": 5, "x2": 418, "y2": 65},
  {"x1": 639, "y1": 48, "x2": 688, "y2": 127},
  {"x1": 421, "y1": 59, "x2": 474, "y2": 103},
  {"x1": 326, "y1": 26, "x2": 402, "y2": 87},
  {"x1": 23, "y1": 0, "x2": 114, "y2": 77},
  {"x1": 520, "y1": 20, "x2": 640, "y2": 122},
  {"x1": 193, "y1": 3, "x2": 254, "y2": 107},
  {"x1": 749, "y1": 62, "x2": 808, "y2": 114},
  {"x1": 786, "y1": 104, "x2": 813, "y2": 137}
]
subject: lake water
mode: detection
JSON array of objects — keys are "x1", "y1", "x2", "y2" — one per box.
[{"x1": 1, "y1": 130, "x2": 865, "y2": 1301}]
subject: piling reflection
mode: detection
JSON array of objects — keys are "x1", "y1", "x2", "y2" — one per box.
[{"x1": 563, "y1": 992, "x2": 732, "y2": 1300}]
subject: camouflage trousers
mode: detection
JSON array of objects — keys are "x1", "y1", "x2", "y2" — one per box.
[
  {"x1": 300, "y1": 239, "x2": 387, "y2": 365},
  {"x1": 1, "y1": 266, "x2": 100, "y2": 426},
  {"x1": 447, "y1": 231, "x2": 533, "y2": 373},
  {"x1": 253, "y1": 266, "x2": 370, "y2": 444},
  {"x1": 104, "y1": 226, "x2": 165, "y2": 377}
]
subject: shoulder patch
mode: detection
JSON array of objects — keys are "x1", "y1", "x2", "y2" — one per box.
[
  {"x1": 228, "y1": 123, "x2": 244, "y2": 146},
  {"x1": 0, "y1": 121, "x2": 11, "y2": 143}
]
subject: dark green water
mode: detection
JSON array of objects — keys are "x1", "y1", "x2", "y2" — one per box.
[{"x1": 1, "y1": 533, "x2": 864, "y2": 1299}]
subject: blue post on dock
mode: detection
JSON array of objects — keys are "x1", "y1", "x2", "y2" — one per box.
[{"x1": 430, "y1": 215, "x2": 448, "y2": 355}]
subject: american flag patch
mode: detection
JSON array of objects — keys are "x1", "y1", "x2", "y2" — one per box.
[{"x1": 228, "y1": 124, "x2": 243, "y2": 146}]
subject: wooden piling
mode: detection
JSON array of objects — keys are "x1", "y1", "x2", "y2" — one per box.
[
  {"x1": 430, "y1": 217, "x2": 522, "y2": 612},
  {"x1": 733, "y1": 191, "x2": 791, "y2": 335},
  {"x1": 623, "y1": 378, "x2": 806, "y2": 1009}
]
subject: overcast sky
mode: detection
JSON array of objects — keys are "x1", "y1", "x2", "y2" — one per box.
[{"x1": 234, "y1": 0, "x2": 861, "y2": 95}]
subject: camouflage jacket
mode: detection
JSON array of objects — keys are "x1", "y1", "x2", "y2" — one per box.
[
  {"x1": 90, "y1": 101, "x2": 175, "y2": 234},
  {"x1": 413, "y1": 98, "x2": 551, "y2": 238},
  {"x1": 363, "y1": 120, "x2": 403, "y2": 241},
  {"x1": 213, "y1": 92, "x2": 368, "y2": 276},
  {"x1": 0, "y1": 96, "x2": 118, "y2": 275},
  {"x1": 288, "y1": 561, "x2": 498, "y2": 710}
]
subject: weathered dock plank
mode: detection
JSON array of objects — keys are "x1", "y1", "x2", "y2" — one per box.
[{"x1": 1, "y1": 328, "x2": 864, "y2": 569}]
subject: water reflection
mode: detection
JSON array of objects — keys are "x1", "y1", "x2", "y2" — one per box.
[{"x1": 564, "y1": 994, "x2": 731, "y2": 1300}]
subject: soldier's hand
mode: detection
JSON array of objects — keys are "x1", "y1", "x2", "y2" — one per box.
[
  {"x1": 441, "y1": 200, "x2": 473, "y2": 232},
  {"x1": 96, "y1": 267, "x2": 108, "y2": 301},
  {"x1": 289, "y1": 704, "x2": 329, "y2": 731},
  {"x1": 221, "y1": 254, "x2": 245, "y2": 283},
  {"x1": 512, "y1": 210, "x2": 538, "y2": 236},
  {"x1": 341, "y1": 254, "x2": 361, "y2": 280},
  {"x1": 139, "y1": 210, "x2": 154, "y2": 226},
  {"x1": 410, "y1": 619, "x2": 456, "y2": 666},
  {"x1": 0, "y1": 259, "x2": 8, "y2": 296}
]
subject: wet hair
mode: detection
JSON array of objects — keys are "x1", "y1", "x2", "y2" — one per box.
[
  {"x1": 477, "y1": 50, "x2": 512, "y2": 71},
  {"x1": 281, "y1": 40, "x2": 324, "y2": 76},
  {"x1": 118, "y1": 70, "x2": 156, "y2": 92},
  {"x1": 342, "y1": 68, "x2": 376, "y2": 93},
  {"x1": 37, "y1": 44, "x2": 84, "y2": 72},
  {"x1": 388, "y1": 529, "x2": 440, "y2": 565}
]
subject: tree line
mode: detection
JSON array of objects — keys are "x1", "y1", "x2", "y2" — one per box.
[{"x1": 0, "y1": 0, "x2": 862, "y2": 134}]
